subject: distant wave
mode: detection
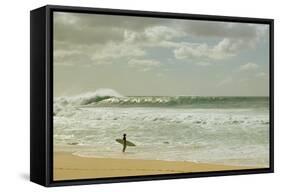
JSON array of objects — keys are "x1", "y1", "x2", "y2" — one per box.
[
  {"x1": 91, "y1": 96, "x2": 269, "y2": 108},
  {"x1": 54, "y1": 89, "x2": 269, "y2": 115}
]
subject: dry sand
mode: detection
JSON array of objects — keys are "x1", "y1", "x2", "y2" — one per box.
[{"x1": 54, "y1": 152, "x2": 255, "y2": 181}]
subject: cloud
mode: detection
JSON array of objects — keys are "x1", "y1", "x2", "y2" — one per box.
[
  {"x1": 172, "y1": 21, "x2": 268, "y2": 64},
  {"x1": 54, "y1": 41, "x2": 146, "y2": 66},
  {"x1": 174, "y1": 43, "x2": 206, "y2": 59},
  {"x1": 54, "y1": 12, "x2": 269, "y2": 68},
  {"x1": 173, "y1": 32, "x2": 262, "y2": 64},
  {"x1": 239, "y1": 62, "x2": 259, "y2": 71},
  {"x1": 174, "y1": 38, "x2": 243, "y2": 61},
  {"x1": 54, "y1": 12, "x2": 172, "y2": 46},
  {"x1": 91, "y1": 42, "x2": 146, "y2": 61},
  {"x1": 144, "y1": 26, "x2": 185, "y2": 42},
  {"x1": 212, "y1": 38, "x2": 251, "y2": 57},
  {"x1": 54, "y1": 50, "x2": 93, "y2": 66},
  {"x1": 54, "y1": 11, "x2": 267, "y2": 49},
  {"x1": 54, "y1": 14, "x2": 124, "y2": 45},
  {"x1": 53, "y1": 12, "x2": 184, "y2": 67},
  {"x1": 180, "y1": 20, "x2": 265, "y2": 41},
  {"x1": 255, "y1": 72, "x2": 268, "y2": 78},
  {"x1": 123, "y1": 26, "x2": 185, "y2": 47},
  {"x1": 128, "y1": 59, "x2": 161, "y2": 71}
]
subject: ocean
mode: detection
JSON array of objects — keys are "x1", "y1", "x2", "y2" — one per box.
[{"x1": 54, "y1": 89, "x2": 270, "y2": 167}]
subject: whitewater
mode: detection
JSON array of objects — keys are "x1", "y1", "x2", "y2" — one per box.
[{"x1": 54, "y1": 89, "x2": 270, "y2": 167}]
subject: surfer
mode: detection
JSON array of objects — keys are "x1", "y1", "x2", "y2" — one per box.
[
  {"x1": 122, "y1": 133, "x2": 127, "y2": 152},
  {"x1": 115, "y1": 134, "x2": 135, "y2": 152}
]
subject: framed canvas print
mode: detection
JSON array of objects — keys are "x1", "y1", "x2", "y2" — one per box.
[{"x1": 30, "y1": 5, "x2": 274, "y2": 187}]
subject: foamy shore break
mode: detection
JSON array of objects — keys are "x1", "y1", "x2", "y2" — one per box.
[{"x1": 54, "y1": 152, "x2": 257, "y2": 181}]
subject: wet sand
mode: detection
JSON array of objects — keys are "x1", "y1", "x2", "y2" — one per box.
[{"x1": 54, "y1": 152, "x2": 255, "y2": 181}]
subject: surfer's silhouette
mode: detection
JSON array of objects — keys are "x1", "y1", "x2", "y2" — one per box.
[
  {"x1": 122, "y1": 133, "x2": 127, "y2": 152},
  {"x1": 115, "y1": 134, "x2": 135, "y2": 152}
]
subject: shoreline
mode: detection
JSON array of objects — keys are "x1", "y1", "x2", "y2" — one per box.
[{"x1": 54, "y1": 152, "x2": 257, "y2": 181}]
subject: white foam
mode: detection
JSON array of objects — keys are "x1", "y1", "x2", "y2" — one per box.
[{"x1": 54, "y1": 106, "x2": 269, "y2": 167}]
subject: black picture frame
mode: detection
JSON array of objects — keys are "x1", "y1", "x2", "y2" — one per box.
[{"x1": 30, "y1": 4, "x2": 274, "y2": 187}]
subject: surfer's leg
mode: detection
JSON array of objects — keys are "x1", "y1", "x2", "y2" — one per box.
[{"x1": 122, "y1": 143, "x2": 127, "y2": 152}]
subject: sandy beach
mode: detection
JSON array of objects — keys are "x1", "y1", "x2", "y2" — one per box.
[{"x1": 54, "y1": 152, "x2": 255, "y2": 181}]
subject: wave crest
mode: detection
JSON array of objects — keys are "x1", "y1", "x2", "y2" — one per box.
[
  {"x1": 70, "y1": 89, "x2": 123, "y2": 105},
  {"x1": 53, "y1": 90, "x2": 268, "y2": 115},
  {"x1": 54, "y1": 89, "x2": 123, "y2": 115},
  {"x1": 90, "y1": 96, "x2": 268, "y2": 108}
]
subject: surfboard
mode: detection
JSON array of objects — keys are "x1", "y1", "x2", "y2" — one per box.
[{"x1": 116, "y1": 139, "x2": 136, "y2": 146}]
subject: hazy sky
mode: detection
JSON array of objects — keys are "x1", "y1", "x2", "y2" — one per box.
[{"x1": 54, "y1": 12, "x2": 270, "y2": 97}]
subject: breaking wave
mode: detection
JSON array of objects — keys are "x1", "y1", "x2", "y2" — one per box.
[
  {"x1": 90, "y1": 96, "x2": 268, "y2": 108},
  {"x1": 54, "y1": 88, "x2": 123, "y2": 115},
  {"x1": 54, "y1": 89, "x2": 269, "y2": 115}
]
